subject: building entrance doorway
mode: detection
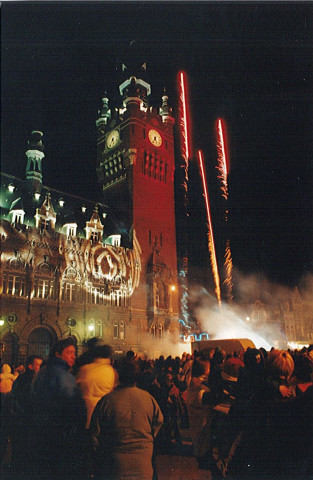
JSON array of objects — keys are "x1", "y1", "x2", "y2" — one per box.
[{"x1": 28, "y1": 327, "x2": 56, "y2": 360}]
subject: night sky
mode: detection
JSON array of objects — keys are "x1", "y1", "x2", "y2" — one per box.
[{"x1": 2, "y1": 1, "x2": 312, "y2": 292}]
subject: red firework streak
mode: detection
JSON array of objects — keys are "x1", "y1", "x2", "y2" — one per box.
[
  {"x1": 178, "y1": 71, "x2": 192, "y2": 324},
  {"x1": 198, "y1": 150, "x2": 222, "y2": 306},
  {"x1": 216, "y1": 118, "x2": 233, "y2": 302},
  {"x1": 179, "y1": 71, "x2": 191, "y2": 185}
]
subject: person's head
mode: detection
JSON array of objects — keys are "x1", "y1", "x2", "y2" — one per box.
[
  {"x1": 243, "y1": 348, "x2": 264, "y2": 371},
  {"x1": 222, "y1": 357, "x2": 244, "y2": 380},
  {"x1": 118, "y1": 359, "x2": 139, "y2": 386},
  {"x1": 191, "y1": 358, "x2": 211, "y2": 379},
  {"x1": 126, "y1": 350, "x2": 135, "y2": 359},
  {"x1": 293, "y1": 353, "x2": 313, "y2": 382},
  {"x1": 86, "y1": 337, "x2": 102, "y2": 351},
  {"x1": 51, "y1": 337, "x2": 77, "y2": 368},
  {"x1": 26, "y1": 355, "x2": 43, "y2": 373},
  {"x1": 266, "y1": 349, "x2": 294, "y2": 381},
  {"x1": 93, "y1": 344, "x2": 113, "y2": 360}
]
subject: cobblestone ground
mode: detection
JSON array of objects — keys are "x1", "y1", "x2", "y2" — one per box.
[{"x1": 155, "y1": 428, "x2": 213, "y2": 480}]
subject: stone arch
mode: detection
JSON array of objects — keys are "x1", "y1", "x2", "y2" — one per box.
[{"x1": 27, "y1": 325, "x2": 58, "y2": 360}]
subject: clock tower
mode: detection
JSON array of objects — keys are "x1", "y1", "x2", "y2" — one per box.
[{"x1": 96, "y1": 75, "x2": 179, "y2": 340}]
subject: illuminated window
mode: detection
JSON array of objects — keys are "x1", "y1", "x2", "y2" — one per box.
[
  {"x1": 5, "y1": 275, "x2": 26, "y2": 296},
  {"x1": 90, "y1": 230, "x2": 99, "y2": 244},
  {"x1": 107, "y1": 235, "x2": 121, "y2": 247},
  {"x1": 40, "y1": 218, "x2": 50, "y2": 231},
  {"x1": 158, "y1": 324, "x2": 163, "y2": 339},
  {"x1": 151, "y1": 323, "x2": 163, "y2": 339},
  {"x1": 34, "y1": 277, "x2": 54, "y2": 300},
  {"x1": 66, "y1": 224, "x2": 77, "y2": 238},
  {"x1": 38, "y1": 279, "x2": 50, "y2": 299},
  {"x1": 119, "y1": 322, "x2": 125, "y2": 339},
  {"x1": 63, "y1": 283, "x2": 76, "y2": 302},
  {"x1": 155, "y1": 287, "x2": 160, "y2": 309},
  {"x1": 113, "y1": 321, "x2": 125, "y2": 339},
  {"x1": 12, "y1": 211, "x2": 25, "y2": 225}
]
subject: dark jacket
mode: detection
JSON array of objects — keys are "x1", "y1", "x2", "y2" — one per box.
[{"x1": 31, "y1": 356, "x2": 86, "y2": 478}]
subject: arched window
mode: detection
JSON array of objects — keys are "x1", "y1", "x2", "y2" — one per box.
[{"x1": 28, "y1": 327, "x2": 56, "y2": 359}]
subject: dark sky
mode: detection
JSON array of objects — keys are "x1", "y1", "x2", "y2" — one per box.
[{"x1": 1, "y1": 1, "x2": 313, "y2": 290}]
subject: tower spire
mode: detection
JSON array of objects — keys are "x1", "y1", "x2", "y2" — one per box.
[
  {"x1": 96, "y1": 92, "x2": 111, "y2": 129},
  {"x1": 25, "y1": 130, "x2": 45, "y2": 194},
  {"x1": 159, "y1": 87, "x2": 175, "y2": 125}
]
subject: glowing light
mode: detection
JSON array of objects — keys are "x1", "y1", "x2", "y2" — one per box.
[
  {"x1": 88, "y1": 324, "x2": 95, "y2": 332},
  {"x1": 198, "y1": 150, "x2": 222, "y2": 307},
  {"x1": 179, "y1": 332, "x2": 210, "y2": 343},
  {"x1": 0, "y1": 319, "x2": 4, "y2": 326},
  {"x1": 171, "y1": 285, "x2": 176, "y2": 292},
  {"x1": 288, "y1": 341, "x2": 309, "y2": 350},
  {"x1": 179, "y1": 71, "x2": 191, "y2": 160}
]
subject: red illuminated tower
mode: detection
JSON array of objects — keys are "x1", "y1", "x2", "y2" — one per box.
[{"x1": 96, "y1": 75, "x2": 179, "y2": 340}]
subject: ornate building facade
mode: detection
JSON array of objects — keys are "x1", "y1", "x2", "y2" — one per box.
[{"x1": 0, "y1": 75, "x2": 180, "y2": 365}]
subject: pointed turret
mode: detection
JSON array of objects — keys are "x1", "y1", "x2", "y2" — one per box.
[
  {"x1": 25, "y1": 131, "x2": 45, "y2": 194},
  {"x1": 85, "y1": 204, "x2": 104, "y2": 244},
  {"x1": 159, "y1": 88, "x2": 175, "y2": 125},
  {"x1": 96, "y1": 92, "x2": 111, "y2": 130}
]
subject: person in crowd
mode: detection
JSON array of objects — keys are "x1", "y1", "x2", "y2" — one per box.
[
  {"x1": 89, "y1": 358, "x2": 163, "y2": 480},
  {"x1": 76, "y1": 344, "x2": 117, "y2": 429},
  {"x1": 211, "y1": 357, "x2": 244, "y2": 479},
  {"x1": 0, "y1": 363, "x2": 18, "y2": 394},
  {"x1": 0, "y1": 363, "x2": 20, "y2": 470},
  {"x1": 31, "y1": 337, "x2": 87, "y2": 480},
  {"x1": 290, "y1": 351, "x2": 313, "y2": 395},
  {"x1": 186, "y1": 356, "x2": 220, "y2": 472},
  {"x1": 228, "y1": 349, "x2": 310, "y2": 480},
  {"x1": 73, "y1": 336, "x2": 103, "y2": 374},
  {"x1": 9, "y1": 354, "x2": 43, "y2": 473}
]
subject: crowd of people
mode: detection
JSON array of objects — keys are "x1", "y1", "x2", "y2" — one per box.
[{"x1": 0, "y1": 338, "x2": 312, "y2": 480}]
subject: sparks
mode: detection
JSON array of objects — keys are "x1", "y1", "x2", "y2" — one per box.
[
  {"x1": 177, "y1": 71, "x2": 192, "y2": 327},
  {"x1": 216, "y1": 118, "x2": 228, "y2": 200},
  {"x1": 198, "y1": 150, "x2": 222, "y2": 306},
  {"x1": 216, "y1": 118, "x2": 233, "y2": 302},
  {"x1": 179, "y1": 71, "x2": 191, "y2": 162}
]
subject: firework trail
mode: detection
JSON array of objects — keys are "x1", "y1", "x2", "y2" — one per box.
[
  {"x1": 216, "y1": 118, "x2": 229, "y2": 200},
  {"x1": 178, "y1": 71, "x2": 191, "y2": 326},
  {"x1": 216, "y1": 118, "x2": 233, "y2": 302},
  {"x1": 198, "y1": 150, "x2": 222, "y2": 307}
]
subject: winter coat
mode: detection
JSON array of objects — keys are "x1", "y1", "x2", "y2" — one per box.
[
  {"x1": 76, "y1": 357, "x2": 117, "y2": 428},
  {"x1": 90, "y1": 384, "x2": 163, "y2": 480},
  {"x1": 0, "y1": 364, "x2": 17, "y2": 393},
  {"x1": 186, "y1": 375, "x2": 218, "y2": 460}
]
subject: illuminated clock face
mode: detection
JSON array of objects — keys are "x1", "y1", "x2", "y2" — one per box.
[
  {"x1": 106, "y1": 129, "x2": 120, "y2": 149},
  {"x1": 148, "y1": 129, "x2": 162, "y2": 147}
]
